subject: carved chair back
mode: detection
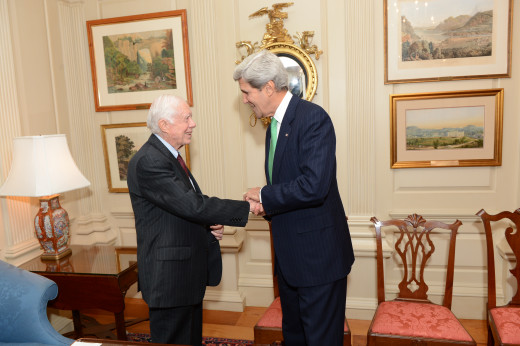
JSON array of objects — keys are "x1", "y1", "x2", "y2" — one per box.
[
  {"x1": 371, "y1": 214, "x2": 462, "y2": 309},
  {"x1": 477, "y1": 208, "x2": 520, "y2": 309}
]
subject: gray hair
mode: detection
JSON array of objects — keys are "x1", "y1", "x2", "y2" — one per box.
[
  {"x1": 233, "y1": 50, "x2": 288, "y2": 91},
  {"x1": 147, "y1": 94, "x2": 184, "y2": 134}
]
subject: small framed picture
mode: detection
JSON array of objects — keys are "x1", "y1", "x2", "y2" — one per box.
[
  {"x1": 87, "y1": 10, "x2": 193, "y2": 111},
  {"x1": 101, "y1": 122, "x2": 190, "y2": 192},
  {"x1": 390, "y1": 89, "x2": 503, "y2": 168}
]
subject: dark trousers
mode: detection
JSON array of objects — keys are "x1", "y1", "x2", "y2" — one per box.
[
  {"x1": 149, "y1": 302, "x2": 203, "y2": 346},
  {"x1": 277, "y1": 263, "x2": 348, "y2": 346}
]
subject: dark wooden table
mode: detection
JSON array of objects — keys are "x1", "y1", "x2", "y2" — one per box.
[{"x1": 20, "y1": 245, "x2": 139, "y2": 340}]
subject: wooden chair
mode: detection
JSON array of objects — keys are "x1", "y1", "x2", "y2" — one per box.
[
  {"x1": 368, "y1": 214, "x2": 476, "y2": 345},
  {"x1": 253, "y1": 222, "x2": 351, "y2": 345},
  {"x1": 477, "y1": 209, "x2": 520, "y2": 346}
]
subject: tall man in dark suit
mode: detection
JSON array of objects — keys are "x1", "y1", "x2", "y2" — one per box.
[
  {"x1": 127, "y1": 95, "x2": 252, "y2": 346},
  {"x1": 234, "y1": 50, "x2": 355, "y2": 346}
]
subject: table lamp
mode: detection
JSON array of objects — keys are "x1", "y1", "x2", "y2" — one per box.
[{"x1": 0, "y1": 135, "x2": 90, "y2": 260}]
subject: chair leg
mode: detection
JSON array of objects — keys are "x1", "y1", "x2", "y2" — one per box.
[{"x1": 487, "y1": 323, "x2": 494, "y2": 346}]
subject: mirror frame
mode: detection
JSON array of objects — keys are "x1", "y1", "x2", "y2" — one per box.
[{"x1": 264, "y1": 43, "x2": 318, "y2": 102}]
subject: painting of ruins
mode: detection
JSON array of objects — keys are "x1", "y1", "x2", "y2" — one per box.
[
  {"x1": 87, "y1": 10, "x2": 192, "y2": 111},
  {"x1": 103, "y1": 29, "x2": 176, "y2": 94}
]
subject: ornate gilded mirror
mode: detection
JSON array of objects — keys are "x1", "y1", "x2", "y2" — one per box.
[
  {"x1": 264, "y1": 43, "x2": 317, "y2": 101},
  {"x1": 236, "y1": 2, "x2": 323, "y2": 126}
]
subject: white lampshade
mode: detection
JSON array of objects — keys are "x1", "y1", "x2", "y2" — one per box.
[{"x1": 0, "y1": 135, "x2": 90, "y2": 197}]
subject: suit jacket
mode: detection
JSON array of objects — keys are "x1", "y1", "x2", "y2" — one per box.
[
  {"x1": 127, "y1": 134, "x2": 249, "y2": 308},
  {"x1": 261, "y1": 96, "x2": 355, "y2": 287}
]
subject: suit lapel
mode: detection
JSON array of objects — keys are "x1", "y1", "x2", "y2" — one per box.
[
  {"x1": 269, "y1": 96, "x2": 298, "y2": 183},
  {"x1": 188, "y1": 171, "x2": 201, "y2": 193},
  {"x1": 148, "y1": 135, "x2": 195, "y2": 190}
]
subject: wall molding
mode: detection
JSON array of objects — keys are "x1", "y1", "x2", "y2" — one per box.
[
  {"x1": 71, "y1": 213, "x2": 116, "y2": 244},
  {"x1": 204, "y1": 289, "x2": 245, "y2": 312},
  {"x1": 342, "y1": 0, "x2": 376, "y2": 217},
  {"x1": 238, "y1": 273, "x2": 273, "y2": 288},
  {"x1": 0, "y1": 0, "x2": 40, "y2": 260},
  {"x1": 57, "y1": 1, "x2": 114, "y2": 245},
  {"x1": 389, "y1": 210, "x2": 481, "y2": 222}
]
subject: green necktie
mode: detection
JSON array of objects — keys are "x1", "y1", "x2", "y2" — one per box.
[{"x1": 268, "y1": 117, "x2": 278, "y2": 184}]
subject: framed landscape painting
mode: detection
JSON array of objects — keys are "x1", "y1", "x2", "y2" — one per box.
[
  {"x1": 101, "y1": 123, "x2": 190, "y2": 192},
  {"x1": 390, "y1": 89, "x2": 503, "y2": 168},
  {"x1": 87, "y1": 10, "x2": 193, "y2": 111},
  {"x1": 384, "y1": 0, "x2": 513, "y2": 83}
]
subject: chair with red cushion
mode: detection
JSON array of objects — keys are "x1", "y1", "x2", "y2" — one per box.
[
  {"x1": 253, "y1": 222, "x2": 351, "y2": 345},
  {"x1": 477, "y1": 209, "x2": 520, "y2": 346},
  {"x1": 368, "y1": 214, "x2": 475, "y2": 345}
]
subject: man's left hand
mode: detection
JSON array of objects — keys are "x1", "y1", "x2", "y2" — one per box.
[{"x1": 210, "y1": 224, "x2": 224, "y2": 240}]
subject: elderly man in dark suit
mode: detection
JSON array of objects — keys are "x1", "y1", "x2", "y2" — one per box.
[
  {"x1": 234, "y1": 50, "x2": 355, "y2": 346},
  {"x1": 127, "y1": 94, "x2": 251, "y2": 346}
]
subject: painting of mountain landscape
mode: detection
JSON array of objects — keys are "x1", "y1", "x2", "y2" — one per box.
[
  {"x1": 103, "y1": 29, "x2": 176, "y2": 94},
  {"x1": 400, "y1": 0, "x2": 493, "y2": 62},
  {"x1": 406, "y1": 106, "x2": 484, "y2": 150}
]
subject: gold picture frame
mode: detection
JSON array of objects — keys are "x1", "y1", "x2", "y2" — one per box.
[
  {"x1": 384, "y1": 0, "x2": 513, "y2": 84},
  {"x1": 87, "y1": 10, "x2": 193, "y2": 111},
  {"x1": 390, "y1": 89, "x2": 503, "y2": 168},
  {"x1": 101, "y1": 122, "x2": 190, "y2": 192}
]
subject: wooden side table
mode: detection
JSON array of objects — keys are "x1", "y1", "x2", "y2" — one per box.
[{"x1": 20, "y1": 245, "x2": 139, "y2": 340}]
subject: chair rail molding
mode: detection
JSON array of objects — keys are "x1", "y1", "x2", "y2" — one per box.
[{"x1": 390, "y1": 211, "x2": 481, "y2": 226}]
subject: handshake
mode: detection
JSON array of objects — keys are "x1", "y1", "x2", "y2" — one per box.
[{"x1": 244, "y1": 187, "x2": 265, "y2": 216}]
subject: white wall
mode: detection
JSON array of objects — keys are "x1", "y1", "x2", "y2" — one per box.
[{"x1": 0, "y1": 0, "x2": 519, "y2": 319}]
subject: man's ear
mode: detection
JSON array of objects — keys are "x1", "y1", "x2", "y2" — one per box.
[
  {"x1": 158, "y1": 118, "x2": 169, "y2": 133},
  {"x1": 264, "y1": 80, "x2": 276, "y2": 96}
]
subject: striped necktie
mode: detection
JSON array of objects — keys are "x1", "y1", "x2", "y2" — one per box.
[{"x1": 268, "y1": 117, "x2": 278, "y2": 184}]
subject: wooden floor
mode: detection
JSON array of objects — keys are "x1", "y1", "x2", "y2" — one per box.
[{"x1": 80, "y1": 298, "x2": 489, "y2": 345}]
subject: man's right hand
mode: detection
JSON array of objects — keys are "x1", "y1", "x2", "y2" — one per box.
[
  {"x1": 243, "y1": 187, "x2": 261, "y2": 202},
  {"x1": 248, "y1": 199, "x2": 265, "y2": 216}
]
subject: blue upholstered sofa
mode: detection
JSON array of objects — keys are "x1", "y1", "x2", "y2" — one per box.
[{"x1": 0, "y1": 259, "x2": 74, "y2": 345}]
